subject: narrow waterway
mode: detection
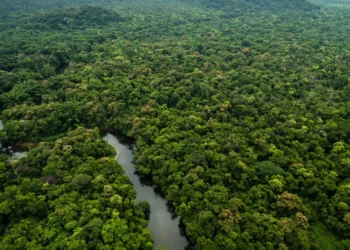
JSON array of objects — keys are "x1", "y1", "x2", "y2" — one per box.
[
  {"x1": 0, "y1": 120, "x2": 27, "y2": 158},
  {"x1": 103, "y1": 132, "x2": 188, "y2": 250}
]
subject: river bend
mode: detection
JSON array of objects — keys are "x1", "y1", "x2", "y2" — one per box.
[{"x1": 103, "y1": 133, "x2": 188, "y2": 250}]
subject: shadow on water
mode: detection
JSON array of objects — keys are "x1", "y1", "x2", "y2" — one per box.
[
  {"x1": 102, "y1": 131, "x2": 189, "y2": 250},
  {"x1": 136, "y1": 173, "x2": 180, "y2": 220}
]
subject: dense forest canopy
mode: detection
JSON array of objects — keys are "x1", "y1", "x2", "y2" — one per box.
[
  {"x1": 28, "y1": 6, "x2": 125, "y2": 31},
  {"x1": 0, "y1": 128, "x2": 153, "y2": 249},
  {"x1": 0, "y1": 0, "x2": 350, "y2": 249},
  {"x1": 309, "y1": 0, "x2": 350, "y2": 7},
  {"x1": 181, "y1": 0, "x2": 317, "y2": 11}
]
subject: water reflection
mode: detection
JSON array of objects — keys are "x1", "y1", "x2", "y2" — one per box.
[{"x1": 103, "y1": 132, "x2": 188, "y2": 250}]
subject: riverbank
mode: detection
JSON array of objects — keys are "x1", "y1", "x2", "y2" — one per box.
[{"x1": 103, "y1": 132, "x2": 188, "y2": 250}]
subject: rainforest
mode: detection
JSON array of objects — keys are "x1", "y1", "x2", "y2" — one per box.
[{"x1": 0, "y1": 0, "x2": 350, "y2": 249}]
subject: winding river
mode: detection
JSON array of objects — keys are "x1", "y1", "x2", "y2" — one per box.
[
  {"x1": 103, "y1": 132, "x2": 188, "y2": 250},
  {"x1": 0, "y1": 121, "x2": 187, "y2": 249}
]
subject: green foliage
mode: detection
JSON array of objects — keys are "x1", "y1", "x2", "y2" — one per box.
[
  {"x1": 137, "y1": 201, "x2": 151, "y2": 220},
  {"x1": 0, "y1": 128, "x2": 153, "y2": 249},
  {"x1": 29, "y1": 6, "x2": 125, "y2": 31},
  {"x1": 309, "y1": 223, "x2": 338, "y2": 250},
  {"x1": 180, "y1": 0, "x2": 317, "y2": 12},
  {"x1": 255, "y1": 161, "x2": 285, "y2": 178},
  {"x1": 1, "y1": 0, "x2": 350, "y2": 249}
]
